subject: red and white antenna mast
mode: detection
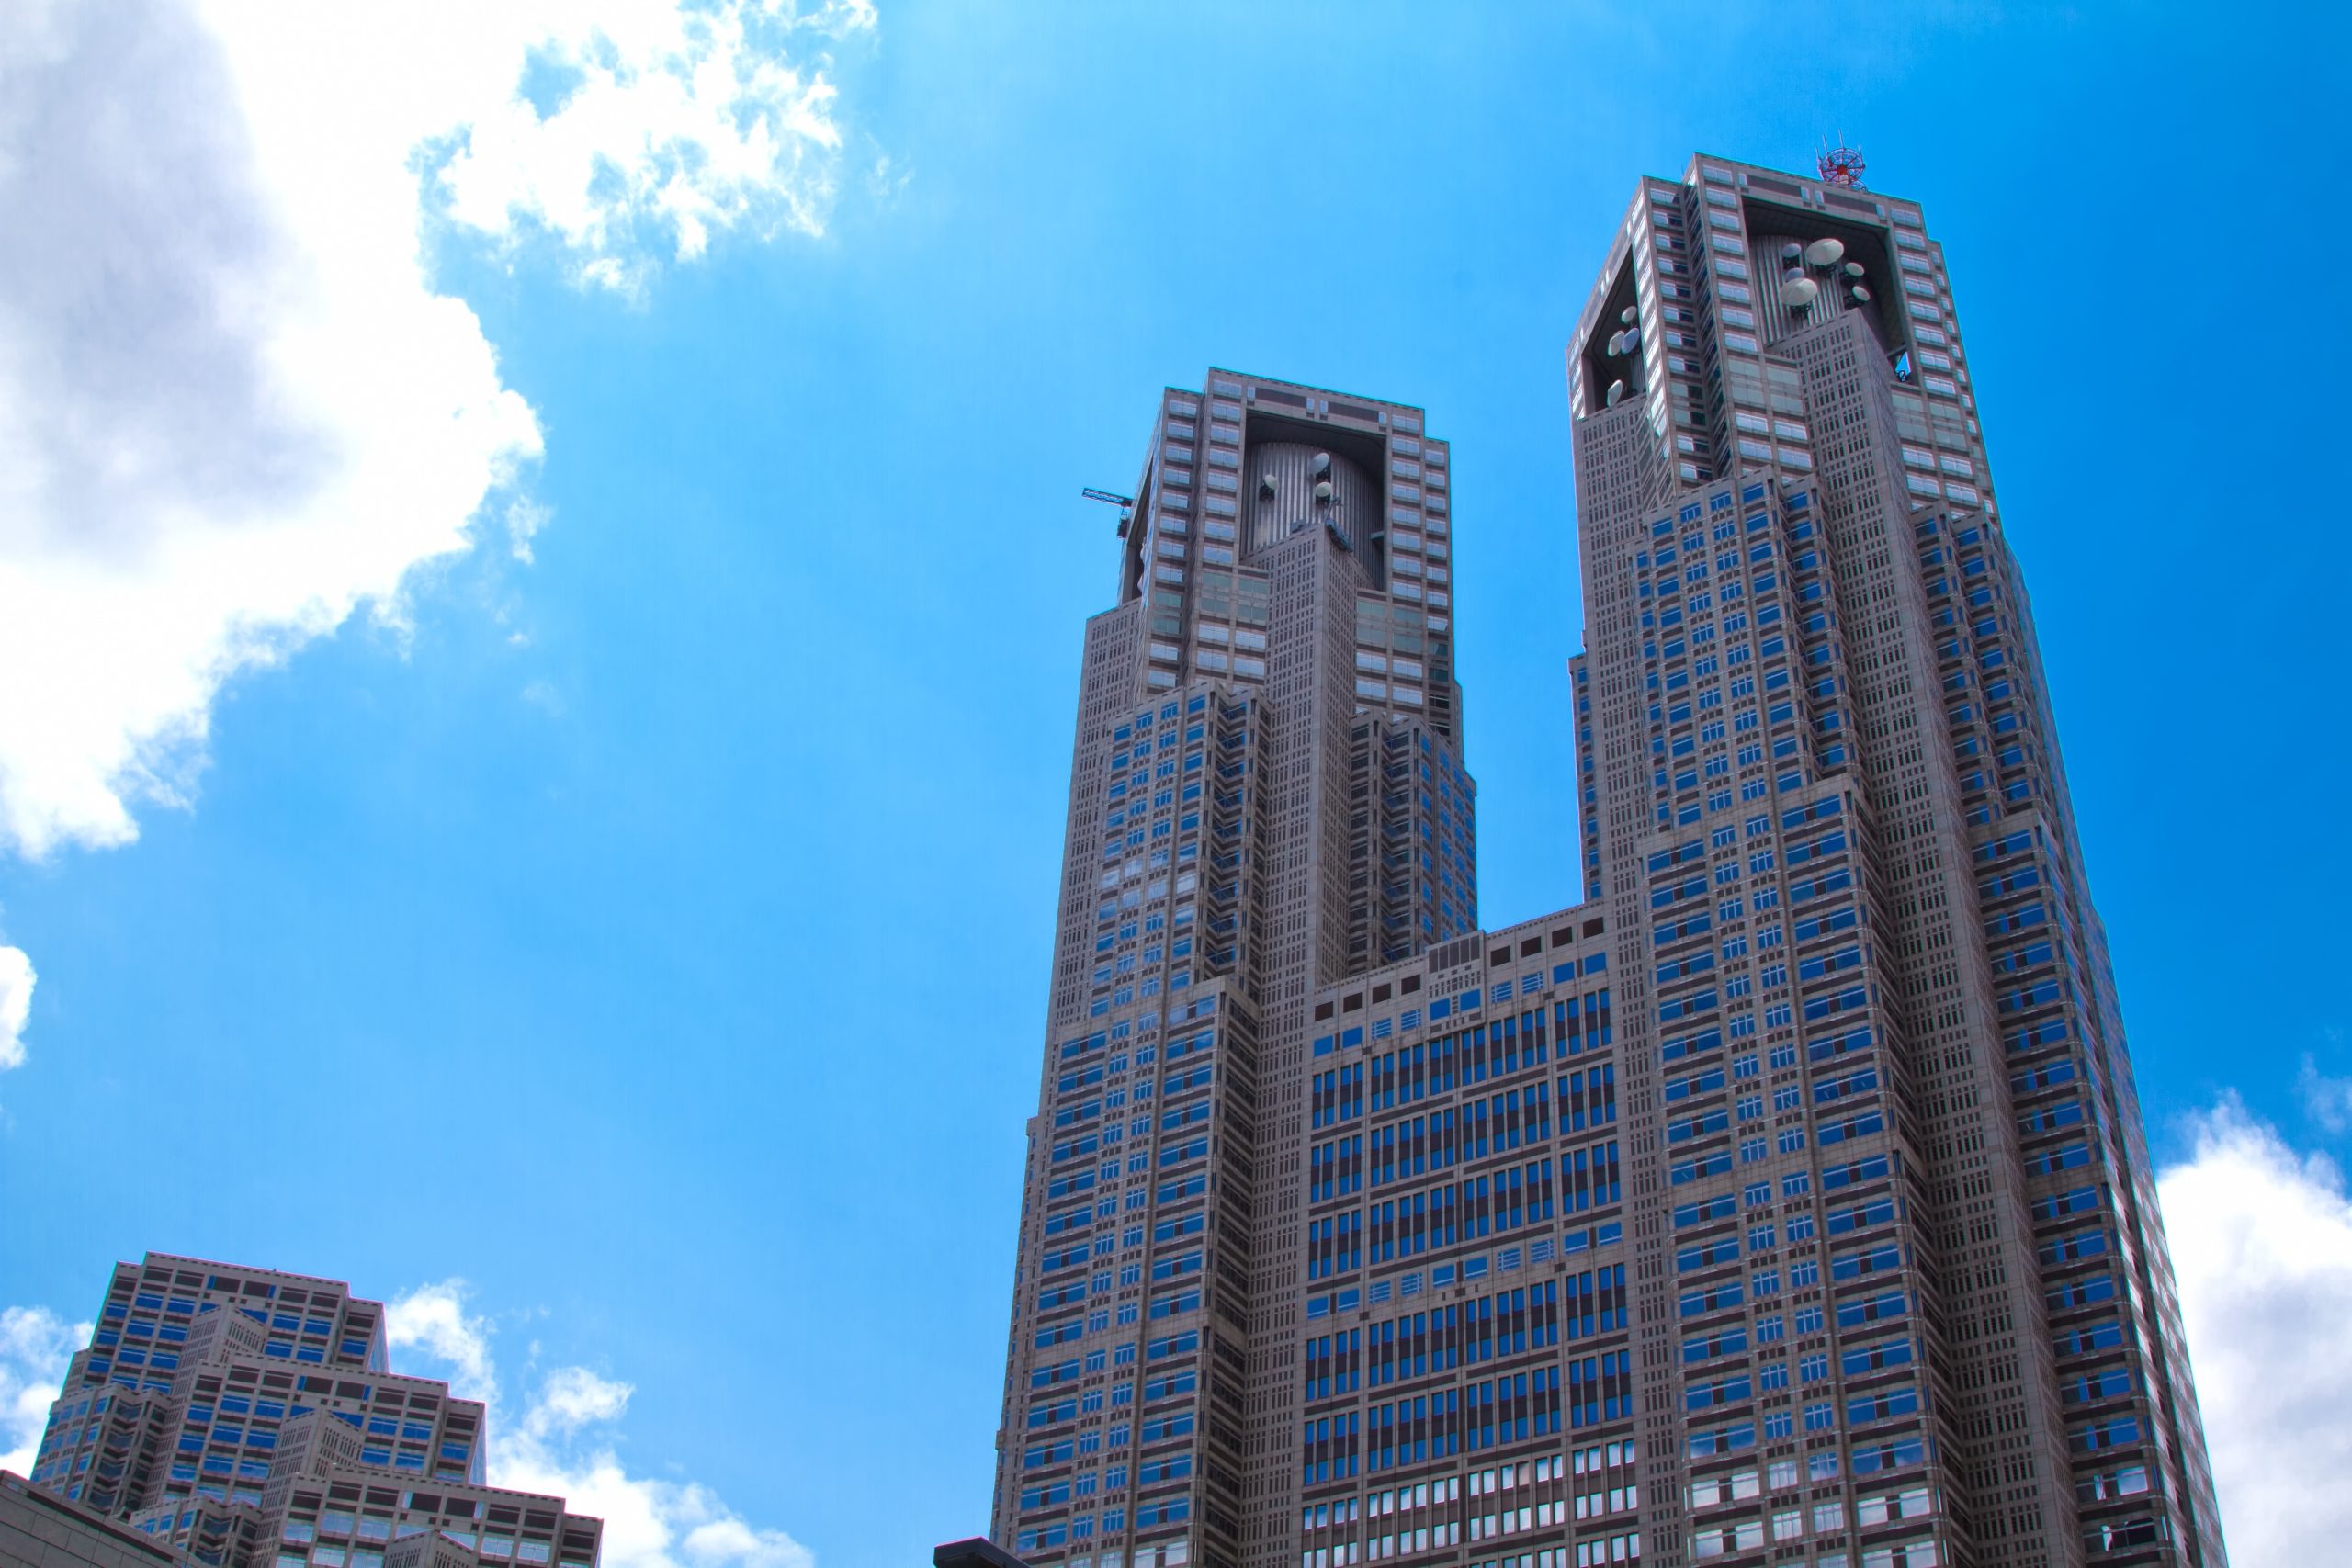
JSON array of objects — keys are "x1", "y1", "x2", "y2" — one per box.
[{"x1": 1816, "y1": 137, "x2": 1866, "y2": 189}]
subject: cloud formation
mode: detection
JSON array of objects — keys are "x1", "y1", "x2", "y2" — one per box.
[
  {"x1": 0, "y1": 0, "x2": 872, "y2": 861},
  {"x1": 0, "y1": 944, "x2": 31, "y2": 1071},
  {"x1": 0, "y1": 1305, "x2": 86, "y2": 1476},
  {"x1": 432, "y1": 0, "x2": 876, "y2": 291},
  {"x1": 389, "y1": 1280, "x2": 813, "y2": 1568},
  {"x1": 2158, "y1": 1098, "x2": 2352, "y2": 1568},
  {"x1": 383, "y1": 1279, "x2": 500, "y2": 1404},
  {"x1": 2294, "y1": 1049, "x2": 2352, "y2": 1134}
]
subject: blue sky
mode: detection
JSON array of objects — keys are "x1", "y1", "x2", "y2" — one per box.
[{"x1": 2, "y1": 5, "x2": 2349, "y2": 1567}]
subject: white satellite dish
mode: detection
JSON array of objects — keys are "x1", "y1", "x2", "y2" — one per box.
[
  {"x1": 1620, "y1": 306, "x2": 1637, "y2": 325},
  {"x1": 1781, "y1": 276, "x2": 1820, "y2": 309},
  {"x1": 1312, "y1": 452, "x2": 1331, "y2": 475},
  {"x1": 1849, "y1": 284, "x2": 1871, "y2": 302},
  {"x1": 1805, "y1": 237, "x2": 1846, "y2": 267},
  {"x1": 1315, "y1": 480, "x2": 1334, "y2": 502},
  {"x1": 1781, "y1": 242, "x2": 1803, "y2": 262},
  {"x1": 1842, "y1": 261, "x2": 1865, "y2": 278},
  {"x1": 1606, "y1": 378, "x2": 1626, "y2": 407}
]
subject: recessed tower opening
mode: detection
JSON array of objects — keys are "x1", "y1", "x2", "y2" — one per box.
[
  {"x1": 1242, "y1": 442, "x2": 1376, "y2": 560},
  {"x1": 1577, "y1": 261, "x2": 1645, "y2": 416}
]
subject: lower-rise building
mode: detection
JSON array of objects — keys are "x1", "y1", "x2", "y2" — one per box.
[{"x1": 21, "y1": 1253, "x2": 603, "y2": 1568}]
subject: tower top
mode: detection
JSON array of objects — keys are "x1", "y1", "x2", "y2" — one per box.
[{"x1": 1816, "y1": 138, "x2": 1867, "y2": 188}]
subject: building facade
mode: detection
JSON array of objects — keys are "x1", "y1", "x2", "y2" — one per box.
[
  {"x1": 992, "y1": 155, "x2": 2222, "y2": 1568},
  {"x1": 989, "y1": 375, "x2": 1477, "y2": 1568},
  {"x1": 21, "y1": 1253, "x2": 603, "y2": 1568},
  {"x1": 1560, "y1": 154, "x2": 2222, "y2": 1568}
]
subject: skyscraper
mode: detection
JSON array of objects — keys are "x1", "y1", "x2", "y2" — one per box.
[
  {"x1": 1562, "y1": 153, "x2": 2221, "y2": 1568},
  {"x1": 993, "y1": 154, "x2": 2221, "y2": 1568},
  {"x1": 990, "y1": 375, "x2": 1479, "y2": 1568},
  {"x1": 21, "y1": 1252, "x2": 605, "y2": 1568}
]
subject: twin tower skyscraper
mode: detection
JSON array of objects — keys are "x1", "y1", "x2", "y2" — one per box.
[{"x1": 988, "y1": 154, "x2": 2225, "y2": 1568}]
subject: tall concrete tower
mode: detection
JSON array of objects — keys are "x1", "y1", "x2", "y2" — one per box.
[
  {"x1": 1562, "y1": 152, "x2": 2222, "y2": 1568},
  {"x1": 993, "y1": 151, "x2": 2224, "y2": 1568},
  {"x1": 991, "y1": 375, "x2": 1478, "y2": 1568}
]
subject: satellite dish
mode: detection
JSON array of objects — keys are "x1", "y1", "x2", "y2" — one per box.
[
  {"x1": 1804, "y1": 237, "x2": 1846, "y2": 267},
  {"x1": 1620, "y1": 327, "x2": 1639, "y2": 355},
  {"x1": 1849, "y1": 284, "x2": 1871, "y2": 302},
  {"x1": 1606, "y1": 378, "x2": 1626, "y2": 407},
  {"x1": 1781, "y1": 242, "x2": 1803, "y2": 262},
  {"x1": 1311, "y1": 452, "x2": 1331, "y2": 475},
  {"x1": 1842, "y1": 261, "x2": 1865, "y2": 278},
  {"x1": 1260, "y1": 473, "x2": 1278, "y2": 495},
  {"x1": 1620, "y1": 306, "x2": 1637, "y2": 325},
  {"x1": 1781, "y1": 276, "x2": 1820, "y2": 309},
  {"x1": 1314, "y1": 480, "x2": 1335, "y2": 502}
]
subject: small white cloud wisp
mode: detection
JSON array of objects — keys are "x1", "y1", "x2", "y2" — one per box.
[
  {"x1": 2158, "y1": 1097, "x2": 2352, "y2": 1567},
  {"x1": 0, "y1": 944, "x2": 32, "y2": 1071},
  {"x1": 387, "y1": 1280, "x2": 813, "y2": 1568},
  {"x1": 0, "y1": 1305, "x2": 88, "y2": 1476},
  {"x1": 2294, "y1": 1049, "x2": 2352, "y2": 1134}
]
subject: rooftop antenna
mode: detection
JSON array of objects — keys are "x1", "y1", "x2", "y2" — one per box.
[
  {"x1": 1816, "y1": 136, "x2": 1866, "y2": 189},
  {"x1": 1083, "y1": 486, "x2": 1136, "y2": 537}
]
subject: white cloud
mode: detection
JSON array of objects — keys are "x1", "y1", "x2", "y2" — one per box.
[
  {"x1": 525, "y1": 1366, "x2": 634, "y2": 1439},
  {"x1": 2294, "y1": 1049, "x2": 2352, "y2": 1134},
  {"x1": 0, "y1": 1305, "x2": 87, "y2": 1476},
  {"x1": 0, "y1": 944, "x2": 31, "y2": 1071},
  {"x1": 0, "y1": 0, "x2": 872, "y2": 862},
  {"x1": 505, "y1": 497, "x2": 552, "y2": 565},
  {"x1": 389, "y1": 1280, "x2": 812, "y2": 1568},
  {"x1": 430, "y1": 0, "x2": 875, "y2": 291},
  {"x1": 2158, "y1": 1098, "x2": 2352, "y2": 1568},
  {"x1": 384, "y1": 1279, "x2": 499, "y2": 1404}
]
